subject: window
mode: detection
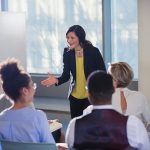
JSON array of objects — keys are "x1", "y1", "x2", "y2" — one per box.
[
  {"x1": 7, "y1": 0, "x2": 102, "y2": 74},
  {"x1": 2, "y1": 0, "x2": 138, "y2": 79},
  {"x1": 111, "y1": 0, "x2": 138, "y2": 79}
]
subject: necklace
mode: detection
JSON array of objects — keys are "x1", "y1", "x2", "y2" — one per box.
[{"x1": 75, "y1": 49, "x2": 83, "y2": 57}]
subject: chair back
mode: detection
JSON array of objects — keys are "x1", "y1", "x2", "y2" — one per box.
[{"x1": 1, "y1": 140, "x2": 57, "y2": 150}]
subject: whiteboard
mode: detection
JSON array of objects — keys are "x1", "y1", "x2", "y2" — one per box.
[{"x1": 0, "y1": 12, "x2": 26, "y2": 68}]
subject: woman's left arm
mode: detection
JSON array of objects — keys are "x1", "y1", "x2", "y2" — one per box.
[{"x1": 94, "y1": 48, "x2": 106, "y2": 71}]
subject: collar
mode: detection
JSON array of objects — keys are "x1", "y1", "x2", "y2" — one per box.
[
  {"x1": 83, "y1": 105, "x2": 115, "y2": 116},
  {"x1": 115, "y1": 87, "x2": 128, "y2": 92},
  {"x1": 93, "y1": 105, "x2": 114, "y2": 110}
]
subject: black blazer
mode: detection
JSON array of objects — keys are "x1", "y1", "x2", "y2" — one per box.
[{"x1": 57, "y1": 46, "x2": 106, "y2": 97}]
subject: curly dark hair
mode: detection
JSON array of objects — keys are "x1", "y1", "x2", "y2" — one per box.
[{"x1": 0, "y1": 58, "x2": 30, "y2": 101}]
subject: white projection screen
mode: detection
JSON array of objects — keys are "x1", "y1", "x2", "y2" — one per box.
[
  {"x1": 0, "y1": 12, "x2": 26, "y2": 94},
  {"x1": 0, "y1": 12, "x2": 26, "y2": 67}
]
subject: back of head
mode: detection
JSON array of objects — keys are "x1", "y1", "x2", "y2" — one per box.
[
  {"x1": 108, "y1": 62, "x2": 133, "y2": 88},
  {"x1": 0, "y1": 58, "x2": 30, "y2": 101},
  {"x1": 66, "y1": 25, "x2": 92, "y2": 48},
  {"x1": 87, "y1": 70, "x2": 114, "y2": 105}
]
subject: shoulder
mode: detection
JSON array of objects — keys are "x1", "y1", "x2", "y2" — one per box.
[
  {"x1": 127, "y1": 115, "x2": 147, "y2": 135},
  {"x1": 134, "y1": 91, "x2": 147, "y2": 99},
  {"x1": 84, "y1": 46, "x2": 100, "y2": 55},
  {"x1": 84, "y1": 45, "x2": 99, "y2": 51},
  {"x1": 128, "y1": 115, "x2": 143, "y2": 124},
  {"x1": 31, "y1": 109, "x2": 48, "y2": 126},
  {"x1": 64, "y1": 47, "x2": 73, "y2": 53},
  {"x1": 63, "y1": 47, "x2": 74, "y2": 57},
  {"x1": 64, "y1": 47, "x2": 69, "y2": 52},
  {"x1": 25, "y1": 108, "x2": 47, "y2": 121},
  {"x1": 21, "y1": 107, "x2": 47, "y2": 120},
  {"x1": 35, "y1": 109, "x2": 47, "y2": 118},
  {"x1": 126, "y1": 89, "x2": 147, "y2": 101},
  {"x1": 87, "y1": 46, "x2": 101, "y2": 56},
  {"x1": 68, "y1": 118, "x2": 77, "y2": 128},
  {"x1": 67, "y1": 115, "x2": 85, "y2": 131}
]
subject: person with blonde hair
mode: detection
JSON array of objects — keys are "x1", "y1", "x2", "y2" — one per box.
[
  {"x1": 66, "y1": 70, "x2": 150, "y2": 150},
  {"x1": 108, "y1": 62, "x2": 150, "y2": 126}
]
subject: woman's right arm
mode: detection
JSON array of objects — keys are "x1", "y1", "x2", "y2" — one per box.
[{"x1": 41, "y1": 48, "x2": 70, "y2": 87}]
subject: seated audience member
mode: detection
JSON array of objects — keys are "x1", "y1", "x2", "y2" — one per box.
[
  {"x1": 65, "y1": 70, "x2": 150, "y2": 150},
  {"x1": 108, "y1": 62, "x2": 150, "y2": 126},
  {"x1": 0, "y1": 58, "x2": 55, "y2": 143}
]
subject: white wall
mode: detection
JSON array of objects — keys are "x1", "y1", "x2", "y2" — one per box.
[
  {"x1": 138, "y1": 0, "x2": 150, "y2": 106},
  {"x1": 0, "y1": 12, "x2": 26, "y2": 94},
  {"x1": 0, "y1": 12, "x2": 26, "y2": 66}
]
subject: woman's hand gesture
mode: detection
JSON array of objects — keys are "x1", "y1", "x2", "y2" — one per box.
[{"x1": 41, "y1": 73, "x2": 58, "y2": 87}]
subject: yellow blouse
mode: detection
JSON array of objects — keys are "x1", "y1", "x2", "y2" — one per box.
[{"x1": 71, "y1": 55, "x2": 87, "y2": 99}]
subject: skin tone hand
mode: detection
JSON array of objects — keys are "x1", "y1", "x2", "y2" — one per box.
[
  {"x1": 41, "y1": 73, "x2": 58, "y2": 87},
  {"x1": 57, "y1": 145, "x2": 68, "y2": 150}
]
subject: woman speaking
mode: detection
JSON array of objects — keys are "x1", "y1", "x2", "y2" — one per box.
[{"x1": 41, "y1": 25, "x2": 106, "y2": 118}]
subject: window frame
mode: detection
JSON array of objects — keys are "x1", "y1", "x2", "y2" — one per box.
[{"x1": 0, "y1": 0, "x2": 138, "y2": 97}]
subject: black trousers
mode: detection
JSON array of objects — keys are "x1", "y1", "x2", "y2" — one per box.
[
  {"x1": 52, "y1": 129, "x2": 61, "y2": 142},
  {"x1": 69, "y1": 95, "x2": 90, "y2": 118}
]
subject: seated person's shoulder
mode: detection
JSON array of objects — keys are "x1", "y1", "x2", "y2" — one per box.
[
  {"x1": 129, "y1": 90, "x2": 147, "y2": 101},
  {"x1": 128, "y1": 115, "x2": 145, "y2": 126},
  {"x1": 31, "y1": 109, "x2": 47, "y2": 120},
  {"x1": 36, "y1": 109, "x2": 46, "y2": 115}
]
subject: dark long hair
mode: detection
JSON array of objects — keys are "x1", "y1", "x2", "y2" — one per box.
[{"x1": 66, "y1": 25, "x2": 93, "y2": 48}]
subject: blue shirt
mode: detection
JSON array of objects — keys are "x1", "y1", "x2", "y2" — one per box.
[{"x1": 0, "y1": 107, "x2": 55, "y2": 144}]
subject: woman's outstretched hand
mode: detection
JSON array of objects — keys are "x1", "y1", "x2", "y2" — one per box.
[{"x1": 41, "y1": 73, "x2": 58, "y2": 87}]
